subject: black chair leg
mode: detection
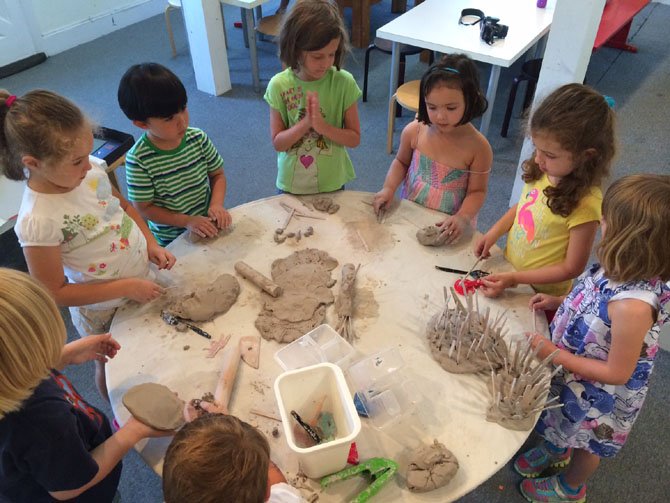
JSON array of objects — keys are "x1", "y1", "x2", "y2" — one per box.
[
  {"x1": 363, "y1": 43, "x2": 376, "y2": 102},
  {"x1": 501, "y1": 77, "x2": 522, "y2": 138},
  {"x1": 522, "y1": 79, "x2": 537, "y2": 111}
]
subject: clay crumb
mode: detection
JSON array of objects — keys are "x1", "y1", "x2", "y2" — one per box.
[
  {"x1": 272, "y1": 426, "x2": 280, "y2": 438},
  {"x1": 286, "y1": 232, "x2": 295, "y2": 238},
  {"x1": 183, "y1": 345, "x2": 190, "y2": 351}
]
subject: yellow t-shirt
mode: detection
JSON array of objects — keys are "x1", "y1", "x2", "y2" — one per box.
[{"x1": 504, "y1": 175, "x2": 602, "y2": 296}]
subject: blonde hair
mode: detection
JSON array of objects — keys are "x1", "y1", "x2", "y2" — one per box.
[
  {"x1": 597, "y1": 174, "x2": 670, "y2": 282},
  {"x1": 278, "y1": 0, "x2": 349, "y2": 71},
  {"x1": 0, "y1": 268, "x2": 65, "y2": 418},
  {"x1": 163, "y1": 413, "x2": 270, "y2": 503},
  {"x1": 522, "y1": 83, "x2": 616, "y2": 217},
  {"x1": 0, "y1": 89, "x2": 90, "y2": 181}
]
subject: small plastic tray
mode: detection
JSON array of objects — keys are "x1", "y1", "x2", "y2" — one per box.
[{"x1": 274, "y1": 324, "x2": 356, "y2": 371}]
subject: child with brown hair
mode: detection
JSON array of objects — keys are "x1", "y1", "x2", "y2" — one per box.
[
  {"x1": 163, "y1": 411, "x2": 304, "y2": 503},
  {"x1": 0, "y1": 89, "x2": 175, "y2": 399},
  {"x1": 373, "y1": 53, "x2": 493, "y2": 244},
  {"x1": 265, "y1": 0, "x2": 361, "y2": 194},
  {"x1": 0, "y1": 268, "x2": 170, "y2": 502},
  {"x1": 515, "y1": 174, "x2": 670, "y2": 502},
  {"x1": 475, "y1": 83, "x2": 615, "y2": 298}
]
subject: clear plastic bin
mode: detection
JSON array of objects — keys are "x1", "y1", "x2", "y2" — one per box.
[
  {"x1": 274, "y1": 324, "x2": 356, "y2": 371},
  {"x1": 346, "y1": 347, "x2": 417, "y2": 429}
]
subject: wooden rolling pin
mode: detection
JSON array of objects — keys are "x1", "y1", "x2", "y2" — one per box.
[
  {"x1": 214, "y1": 344, "x2": 241, "y2": 412},
  {"x1": 234, "y1": 261, "x2": 283, "y2": 297}
]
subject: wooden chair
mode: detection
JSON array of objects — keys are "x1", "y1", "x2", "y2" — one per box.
[
  {"x1": 165, "y1": 0, "x2": 182, "y2": 58},
  {"x1": 387, "y1": 80, "x2": 420, "y2": 154}
]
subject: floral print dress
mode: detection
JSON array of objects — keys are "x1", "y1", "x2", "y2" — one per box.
[{"x1": 536, "y1": 263, "x2": 670, "y2": 458}]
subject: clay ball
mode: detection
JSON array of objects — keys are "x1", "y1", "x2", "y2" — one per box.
[{"x1": 406, "y1": 439, "x2": 459, "y2": 493}]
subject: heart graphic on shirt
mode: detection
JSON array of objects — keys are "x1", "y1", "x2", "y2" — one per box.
[{"x1": 299, "y1": 155, "x2": 314, "y2": 169}]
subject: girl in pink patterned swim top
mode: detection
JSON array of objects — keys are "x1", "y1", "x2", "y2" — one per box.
[{"x1": 373, "y1": 53, "x2": 492, "y2": 245}]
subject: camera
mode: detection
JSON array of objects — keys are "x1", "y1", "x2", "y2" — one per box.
[{"x1": 480, "y1": 16, "x2": 508, "y2": 45}]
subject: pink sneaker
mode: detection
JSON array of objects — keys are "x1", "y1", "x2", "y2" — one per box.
[
  {"x1": 514, "y1": 444, "x2": 572, "y2": 478},
  {"x1": 520, "y1": 475, "x2": 586, "y2": 503}
]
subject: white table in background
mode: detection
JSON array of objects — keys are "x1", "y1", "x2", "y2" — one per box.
[
  {"x1": 377, "y1": 0, "x2": 554, "y2": 136},
  {"x1": 182, "y1": 0, "x2": 270, "y2": 94},
  {"x1": 107, "y1": 191, "x2": 547, "y2": 502}
]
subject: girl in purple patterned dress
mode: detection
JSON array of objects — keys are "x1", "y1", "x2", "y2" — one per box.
[
  {"x1": 373, "y1": 54, "x2": 493, "y2": 245},
  {"x1": 514, "y1": 175, "x2": 670, "y2": 503}
]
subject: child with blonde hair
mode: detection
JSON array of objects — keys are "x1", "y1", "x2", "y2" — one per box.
[
  {"x1": 0, "y1": 90, "x2": 175, "y2": 399},
  {"x1": 515, "y1": 174, "x2": 670, "y2": 502},
  {"x1": 265, "y1": 0, "x2": 361, "y2": 194},
  {"x1": 374, "y1": 53, "x2": 492, "y2": 244},
  {"x1": 163, "y1": 411, "x2": 304, "y2": 503},
  {"x1": 0, "y1": 268, "x2": 170, "y2": 501},
  {"x1": 476, "y1": 84, "x2": 615, "y2": 299}
]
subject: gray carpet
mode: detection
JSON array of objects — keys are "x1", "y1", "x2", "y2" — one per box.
[{"x1": 1, "y1": 1, "x2": 669, "y2": 501}]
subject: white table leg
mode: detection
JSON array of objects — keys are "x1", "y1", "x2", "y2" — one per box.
[
  {"x1": 182, "y1": 0, "x2": 231, "y2": 96},
  {"x1": 387, "y1": 42, "x2": 401, "y2": 126},
  {"x1": 480, "y1": 64, "x2": 501, "y2": 136},
  {"x1": 245, "y1": 8, "x2": 261, "y2": 92}
]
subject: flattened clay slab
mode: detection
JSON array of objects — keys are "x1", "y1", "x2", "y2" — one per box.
[
  {"x1": 416, "y1": 226, "x2": 447, "y2": 247},
  {"x1": 170, "y1": 273, "x2": 240, "y2": 321},
  {"x1": 406, "y1": 439, "x2": 459, "y2": 493},
  {"x1": 123, "y1": 382, "x2": 185, "y2": 430}
]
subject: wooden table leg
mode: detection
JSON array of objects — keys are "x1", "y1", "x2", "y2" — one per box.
[{"x1": 391, "y1": 0, "x2": 407, "y2": 14}]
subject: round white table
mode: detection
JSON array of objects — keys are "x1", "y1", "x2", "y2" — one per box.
[{"x1": 107, "y1": 191, "x2": 547, "y2": 502}]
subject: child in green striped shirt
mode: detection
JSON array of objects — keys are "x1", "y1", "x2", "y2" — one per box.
[{"x1": 118, "y1": 63, "x2": 231, "y2": 246}]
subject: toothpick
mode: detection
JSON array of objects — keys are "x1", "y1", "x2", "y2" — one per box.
[
  {"x1": 356, "y1": 229, "x2": 370, "y2": 252},
  {"x1": 250, "y1": 408, "x2": 282, "y2": 422},
  {"x1": 461, "y1": 257, "x2": 483, "y2": 283},
  {"x1": 532, "y1": 307, "x2": 537, "y2": 334}
]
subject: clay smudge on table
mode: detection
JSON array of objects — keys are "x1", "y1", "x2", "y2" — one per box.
[
  {"x1": 344, "y1": 221, "x2": 396, "y2": 253},
  {"x1": 486, "y1": 339, "x2": 561, "y2": 431},
  {"x1": 406, "y1": 439, "x2": 459, "y2": 492},
  {"x1": 353, "y1": 286, "x2": 379, "y2": 319},
  {"x1": 169, "y1": 273, "x2": 240, "y2": 322},
  {"x1": 122, "y1": 382, "x2": 185, "y2": 430},
  {"x1": 416, "y1": 225, "x2": 448, "y2": 247},
  {"x1": 426, "y1": 288, "x2": 508, "y2": 374},
  {"x1": 255, "y1": 249, "x2": 338, "y2": 343}
]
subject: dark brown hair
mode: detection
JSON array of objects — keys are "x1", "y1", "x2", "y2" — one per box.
[
  {"x1": 417, "y1": 53, "x2": 488, "y2": 126},
  {"x1": 0, "y1": 89, "x2": 89, "y2": 181},
  {"x1": 278, "y1": 0, "x2": 349, "y2": 71},
  {"x1": 163, "y1": 413, "x2": 270, "y2": 503},
  {"x1": 597, "y1": 174, "x2": 670, "y2": 282},
  {"x1": 522, "y1": 83, "x2": 616, "y2": 217}
]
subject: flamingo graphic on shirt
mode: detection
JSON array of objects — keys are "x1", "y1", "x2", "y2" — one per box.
[{"x1": 518, "y1": 188, "x2": 539, "y2": 243}]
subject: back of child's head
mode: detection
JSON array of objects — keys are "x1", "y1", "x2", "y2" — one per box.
[
  {"x1": 417, "y1": 53, "x2": 488, "y2": 126},
  {"x1": 117, "y1": 62, "x2": 187, "y2": 122},
  {"x1": 278, "y1": 0, "x2": 349, "y2": 71},
  {"x1": 0, "y1": 268, "x2": 65, "y2": 419},
  {"x1": 163, "y1": 413, "x2": 270, "y2": 503},
  {"x1": 0, "y1": 89, "x2": 88, "y2": 181},
  {"x1": 597, "y1": 174, "x2": 670, "y2": 283},
  {"x1": 523, "y1": 83, "x2": 616, "y2": 217}
]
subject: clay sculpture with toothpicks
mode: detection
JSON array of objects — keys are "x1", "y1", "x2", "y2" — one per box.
[
  {"x1": 486, "y1": 339, "x2": 562, "y2": 431},
  {"x1": 426, "y1": 288, "x2": 508, "y2": 374},
  {"x1": 334, "y1": 263, "x2": 359, "y2": 342}
]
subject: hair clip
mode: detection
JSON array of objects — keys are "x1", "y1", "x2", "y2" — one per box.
[
  {"x1": 428, "y1": 65, "x2": 460, "y2": 76},
  {"x1": 5, "y1": 95, "x2": 17, "y2": 108}
]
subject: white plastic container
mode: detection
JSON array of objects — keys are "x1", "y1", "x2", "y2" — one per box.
[
  {"x1": 274, "y1": 362, "x2": 361, "y2": 478},
  {"x1": 346, "y1": 347, "x2": 417, "y2": 429},
  {"x1": 274, "y1": 324, "x2": 356, "y2": 371}
]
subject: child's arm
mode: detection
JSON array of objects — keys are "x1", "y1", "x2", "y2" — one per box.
[
  {"x1": 526, "y1": 298, "x2": 654, "y2": 385},
  {"x1": 49, "y1": 417, "x2": 171, "y2": 501},
  {"x1": 436, "y1": 136, "x2": 493, "y2": 243},
  {"x1": 23, "y1": 246, "x2": 163, "y2": 307},
  {"x1": 373, "y1": 121, "x2": 417, "y2": 213},
  {"x1": 58, "y1": 333, "x2": 120, "y2": 369},
  {"x1": 308, "y1": 91, "x2": 361, "y2": 148},
  {"x1": 474, "y1": 204, "x2": 517, "y2": 258},
  {"x1": 132, "y1": 201, "x2": 219, "y2": 239},
  {"x1": 113, "y1": 186, "x2": 176, "y2": 270},
  {"x1": 207, "y1": 168, "x2": 232, "y2": 229},
  {"x1": 481, "y1": 221, "x2": 598, "y2": 297},
  {"x1": 270, "y1": 107, "x2": 312, "y2": 152}
]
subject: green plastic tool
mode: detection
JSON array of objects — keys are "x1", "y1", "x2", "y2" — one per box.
[{"x1": 320, "y1": 457, "x2": 398, "y2": 503}]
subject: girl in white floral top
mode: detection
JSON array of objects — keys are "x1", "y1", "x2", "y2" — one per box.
[{"x1": 0, "y1": 89, "x2": 176, "y2": 400}]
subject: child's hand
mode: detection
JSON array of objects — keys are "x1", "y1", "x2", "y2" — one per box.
[
  {"x1": 474, "y1": 233, "x2": 496, "y2": 259},
  {"x1": 479, "y1": 272, "x2": 517, "y2": 298},
  {"x1": 186, "y1": 215, "x2": 219, "y2": 238},
  {"x1": 307, "y1": 91, "x2": 326, "y2": 134},
  {"x1": 126, "y1": 278, "x2": 164, "y2": 303},
  {"x1": 436, "y1": 215, "x2": 468, "y2": 244},
  {"x1": 373, "y1": 188, "x2": 393, "y2": 214},
  {"x1": 60, "y1": 333, "x2": 121, "y2": 367},
  {"x1": 148, "y1": 244, "x2": 176, "y2": 270},
  {"x1": 183, "y1": 399, "x2": 228, "y2": 422},
  {"x1": 524, "y1": 331, "x2": 558, "y2": 359},
  {"x1": 122, "y1": 415, "x2": 176, "y2": 440},
  {"x1": 207, "y1": 205, "x2": 232, "y2": 229},
  {"x1": 529, "y1": 293, "x2": 563, "y2": 312}
]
